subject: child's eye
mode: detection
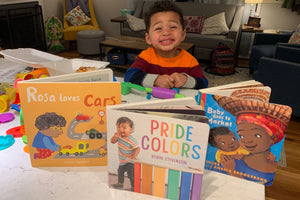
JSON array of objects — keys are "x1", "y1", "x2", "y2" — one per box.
[
  {"x1": 255, "y1": 134, "x2": 262, "y2": 138},
  {"x1": 221, "y1": 142, "x2": 225, "y2": 145},
  {"x1": 154, "y1": 27, "x2": 162, "y2": 31}
]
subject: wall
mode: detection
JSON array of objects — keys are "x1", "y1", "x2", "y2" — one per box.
[
  {"x1": 260, "y1": 3, "x2": 300, "y2": 30},
  {"x1": 239, "y1": 2, "x2": 300, "y2": 57},
  {"x1": 2, "y1": 0, "x2": 299, "y2": 54},
  {"x1": 0, "y1": 0, "x2": 43, "y2": 6},
  {"x1": 3, "y1": 0, "x2": 298, "y2": 37}
]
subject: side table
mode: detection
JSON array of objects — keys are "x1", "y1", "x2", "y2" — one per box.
[
  {"x1": 237, "y1": 24, "x2": 263, "y2": 60},
  {"x1": 111, "y1": 16, "x2": 126, "y2": 35}
]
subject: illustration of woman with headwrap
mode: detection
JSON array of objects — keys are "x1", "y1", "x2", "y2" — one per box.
[{"x1": 213, "y1": 95, "x2": 292, "y2": 186}]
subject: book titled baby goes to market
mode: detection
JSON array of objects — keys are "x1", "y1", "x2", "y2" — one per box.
[
  {"x1": 195, "y1": 83, "x2": 292, "y2": 186},
  {"x1": 107, "y1": 97, "x2": 210, "y2": 200},
  {"x1": 18, "y1": 69, "x2": 121, "y2": 167}
]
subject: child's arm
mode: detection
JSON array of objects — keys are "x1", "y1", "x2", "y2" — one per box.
[{"x1": 111, "y1": 132, "x2": 119, "y2": 144}]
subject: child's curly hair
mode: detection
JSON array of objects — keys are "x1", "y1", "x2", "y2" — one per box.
[
  {"x1": 35, "y1": 112, "x2": 66, "y2": 130},
  {"x1": 208, "y1": 126, "x2": 231, "y2": 147},
  {"x1": 144, "y1": 0, "x2": 185, "y2": 33}
]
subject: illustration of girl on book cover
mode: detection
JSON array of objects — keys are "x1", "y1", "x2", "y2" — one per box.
[
  {"x1": 204, "y1": 94, "x2": 292, "y2": 186},
  {"x1": 32, "y1": 112, "x2": 66, "y2": 159}
]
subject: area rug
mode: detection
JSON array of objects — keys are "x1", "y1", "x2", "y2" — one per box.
[{"x1": 200, "y1": 63, "x2": 254, "y2": 87}]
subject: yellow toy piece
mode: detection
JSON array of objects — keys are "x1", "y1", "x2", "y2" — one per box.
[{"x1": 0, "y1": 95, "x2": 9, "y2": 113}]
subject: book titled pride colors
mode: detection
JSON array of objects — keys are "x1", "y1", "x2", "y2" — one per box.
[{"x1": 107, "y1": 98, "x2": 210, "y2": 200}]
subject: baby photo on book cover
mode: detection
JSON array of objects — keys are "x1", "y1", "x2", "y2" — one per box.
[{"x1": 107, "y1": 100, "x2": 210, "y2": 199}]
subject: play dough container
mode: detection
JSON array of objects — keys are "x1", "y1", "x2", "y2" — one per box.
[{"x1": 0, "y1": 95, "x2": 9, "y2": 113}]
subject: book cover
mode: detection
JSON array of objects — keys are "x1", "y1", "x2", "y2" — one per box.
[
  {"x1": 18, "y1": 69, "x2": 122, "y2": 167},
  {"x1": 196, "y1": 91, "x2": 292, "y2": 186},
  {"x1": 107, "y1": 98, "x2": 210, "y2": 200},
  {"x1": 198, "y1": 80, "x2": 271, "y2": 103}
]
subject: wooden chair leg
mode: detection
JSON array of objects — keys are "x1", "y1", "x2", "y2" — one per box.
[{"x1": 65, "y1": 41, "x2": 70, "y2": 52}]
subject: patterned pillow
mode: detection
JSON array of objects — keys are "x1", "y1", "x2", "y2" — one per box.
[
  {"x1": 64, "y1": 6, "x2": 91, "y2": 26},
  {"x1": 126, "y1": 14, "x2": 145, "y2": 31},
  {"x1": 184, "y1": 16, "x2": 205, "y2": 34},
  {"x1": 288, "y1": 24, "x2": 300, "y2": 44}
]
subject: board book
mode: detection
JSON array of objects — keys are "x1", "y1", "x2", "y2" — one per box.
[
  {"x1": 195, "y1": 81, "x2": 292, "y2": 186},
  {"x1": 18, "y1": 69, "x2": 121, "y2": 167},
  {"x1": 107, "y1": 98, "x2": 210, "y2": 200}
]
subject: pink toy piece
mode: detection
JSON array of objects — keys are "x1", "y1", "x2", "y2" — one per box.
[
  {"x1": 152, "y1": 86, "x2": 176, "y2": 99},
  {"x1": 0, "y1": 113, "x2": 15, "y2": 123}
]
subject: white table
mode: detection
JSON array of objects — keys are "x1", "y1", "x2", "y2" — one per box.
[{"x1": 0, "y1": 78, "x2": 264, "y2": 200}]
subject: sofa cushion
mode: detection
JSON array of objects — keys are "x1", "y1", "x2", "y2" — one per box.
[
  {"x1": 174, "y1": 3, "x2": 236, "y2": 28},
  {"x1": 126, "y1": 14, "x2": 146, "y2": 31},
  {"x1": 201, "y1": 12, "x2": 229, "y2": 35},
  {"x1": 184, "y1": 16, "x2": 205, "y2": 33},
  {"x1": 288, "y1": 24, "x2": 300, "y2": 44}
]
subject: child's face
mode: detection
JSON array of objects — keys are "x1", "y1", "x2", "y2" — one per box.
[
  {"x1": 117, "y1": 122, "x2": 133, "y2": 138},
  {"x1": 237, "y1": 122, "x2": 276, "y2": 154},
  {"x1": 145, "y1": 11, "x2": 186, "y2": 58},
  {"x1": 41, "y1": 126, "x2": 63, "y2": 138},
  {"x1": 214, "y1": 131, "x2": 240, "y2": 152}
]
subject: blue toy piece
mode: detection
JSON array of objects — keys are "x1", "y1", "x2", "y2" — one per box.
[
  {"x1": 11, "y1": 104, "x2": 21, "y2": 112},
  {"x1": 0, "y1": 135, "x2": 15, "y2": 151}
]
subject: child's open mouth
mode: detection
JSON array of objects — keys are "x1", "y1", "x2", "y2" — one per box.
[{"x1": 160, "y1": 39, "x2": 174, "y2": 45}]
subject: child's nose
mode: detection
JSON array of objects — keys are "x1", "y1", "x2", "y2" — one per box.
[{"x1": 162, "y1": 28, "x2": 170, "y2": 35}]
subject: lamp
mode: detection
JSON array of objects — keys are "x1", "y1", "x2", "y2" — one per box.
[{"x1": 245, "y1": 0, "x2": 263, "y2": 17}]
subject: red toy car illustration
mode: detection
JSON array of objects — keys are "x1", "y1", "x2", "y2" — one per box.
[{"x1": 76, "y1": 113, "x2": 91, "y2": 121}]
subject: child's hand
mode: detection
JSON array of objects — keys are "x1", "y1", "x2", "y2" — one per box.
[
  {"x1": 127, "y1": 154, "x2": 137, "y2": 160},
  {"x1": 111, "y1": 132, "x2": 120, "y2": 144},
  {"x1": 114, "y1": 132, "x2": 120, "y2": 137},
  {"x1": 267, "y1": 152, "x2": 276, "y2": 162},
  {"x1": 154, "y1": 75, "x2": 175, "y2": 89},
  {"x1": 170, "y1": 73, "x2": 187, "y2": 88}
]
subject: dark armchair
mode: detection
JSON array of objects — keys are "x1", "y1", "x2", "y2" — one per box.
[
  {"x1": 248, "y1": 32, "x2": 294, "y2": 73},
  {"x1": 254, "y1": 45, "x2": 300, "y2": 117}
]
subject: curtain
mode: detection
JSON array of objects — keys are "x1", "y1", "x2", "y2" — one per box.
[{"x1": 282, "y1": 0, "x2": 300, "y2": 14}]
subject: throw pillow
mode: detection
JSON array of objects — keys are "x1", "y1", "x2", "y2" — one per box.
[
  {"x1": 183, "y1": 16, "x2": 205, "y2": 34},
  {"x1": 288, "y1": 24, "x2": 300, "y2": 44},
  {"x1": 126, "y1": 14, "x2": 145, "y2": 31},
  {"x1": 201, "y1": 12, "x2": 229, "y2": 35},
  {"x1": 64, "y1": 6, "x2": 91, "y2": 26}
]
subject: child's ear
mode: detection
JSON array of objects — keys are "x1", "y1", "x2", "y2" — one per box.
[
  {"x1": 145, "y1": 33, "x2": 152, "y2": 45},
  {"x1": 181, "y1": 29, "x2": 186, "y2": 42}
]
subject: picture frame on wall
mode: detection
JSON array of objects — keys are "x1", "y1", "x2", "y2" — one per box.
[{"x1": 247, "y1": 17, "x2": 261, "y2": 27}]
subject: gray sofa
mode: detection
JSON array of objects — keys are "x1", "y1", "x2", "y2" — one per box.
[{"x1": 122, "y1": 1, "x2": 244, "y2": 60}]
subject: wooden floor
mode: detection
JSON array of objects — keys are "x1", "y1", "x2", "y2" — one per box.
[{"x1": 265, "y1": 116, "x2": 300, "y2": 200}]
